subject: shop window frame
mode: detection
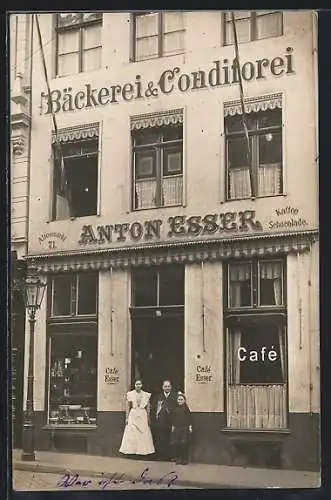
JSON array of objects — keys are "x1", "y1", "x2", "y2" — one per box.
[
  {"x1": 46, "y1": 329, "x2": 98, "y2": 428},
  {"x1": 48, "y1": 272, "x2": 99, "y2": 319},
  {"x1": 223, "y1": 257, "x2": 289, "y2": 431}
]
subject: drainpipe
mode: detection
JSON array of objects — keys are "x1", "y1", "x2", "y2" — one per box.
[{"x1": 312, "y1": 12, "x2": 319, "y2": 194}]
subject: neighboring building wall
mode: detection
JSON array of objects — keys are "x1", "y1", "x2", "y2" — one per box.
[{"x1": 10, "y1": 13, "x2": 32, "y2": 448}]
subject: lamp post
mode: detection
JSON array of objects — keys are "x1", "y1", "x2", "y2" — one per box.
[{"x1": 21, "y1": 271, "x2": 47, "y2": 461}]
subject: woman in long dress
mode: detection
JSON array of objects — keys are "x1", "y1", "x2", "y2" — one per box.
[{"x1": 119, "y1": 380, "x2": 155, "y2": 456}]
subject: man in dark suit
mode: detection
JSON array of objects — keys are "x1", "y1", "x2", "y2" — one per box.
[{"x1": 150, "y1": 380, "x2": 177, "y2": 461}]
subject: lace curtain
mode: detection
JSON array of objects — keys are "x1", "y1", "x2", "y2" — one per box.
[
  {"x1": 229, "y1": 164, "x2": 281, "y2": 199},
  {"x1": 227, "y1": 384, "x2": 287, "y2": 429},
  {"x1": 229, "y1": 264, "x2": 251, "y2": 307},
  {"x1": 260, "y1": 261, "x2": 282, "y2": 306}
]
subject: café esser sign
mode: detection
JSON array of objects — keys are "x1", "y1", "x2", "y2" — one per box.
[{"x1": 41, "y1": 48, "x2": 294, "y2": 114}]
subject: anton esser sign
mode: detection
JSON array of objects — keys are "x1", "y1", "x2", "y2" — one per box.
[
  {"x1": 79, "y1": 210, "x2": 262, "y2": 246},
  {"x1": 42, "y1": 48, "x2": 294, "y2": 114}
]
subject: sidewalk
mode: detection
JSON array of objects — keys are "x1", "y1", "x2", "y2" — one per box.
[{"x1": 12, "y1": 449, "x2": 320, "y2": 489}]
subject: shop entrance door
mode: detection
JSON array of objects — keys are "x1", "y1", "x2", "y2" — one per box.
[{"x1": 131, "y1": 314, "x2": 184, "y2": 395}]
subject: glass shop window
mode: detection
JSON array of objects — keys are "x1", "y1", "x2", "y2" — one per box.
[
  {"x1": 51, "y1": 273, "x2": 98, "y2": 317},
  {"x1": 49, "y1": 334, "x2": 97, "y2": 426}
]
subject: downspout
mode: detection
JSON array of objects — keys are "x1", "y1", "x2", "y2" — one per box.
[
  {"x1": 26, "y1": 14, "x2": 34, "y2": 262},
  {"x1": 312, "y1": 12, "x2": 319, "y2": 195},
  {"x1": 310, "y1": 11, "x2": 318, "y2": 416}
]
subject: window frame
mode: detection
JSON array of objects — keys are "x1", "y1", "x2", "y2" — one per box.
[
  {"x1": 131, "y1": 265, "x2": 185, "y2": 308},
  {"x1": 222, "y1": 10, "x2": 283, "y2": 46},
  {"x1": 131, "y1": 11, "x2": 185, "y2": 62},
  {"x1": 55, "y1": 13, "x2": 102, "y2": 76},
  {"x1": 51, "y1": 134, "x2": 100, "y2": 221},
  {"x1": 226, "y1": 258, "x2": 286, "y2": 312},
  {"x1": 49, "y1": 272, "x2": 99, "y2": 319},
  {"x1": 132, "y1": 125, "x2": 184, "y2": 211},
  {"x1": 224, "y1": 257, "x2": 288, "y2": 430},
  {"x1": 224, "y1": 108, "x2": 283, "y2": 201},
  {"x1": 46, "y1": 330, "x2": 98, "y2": 427}
]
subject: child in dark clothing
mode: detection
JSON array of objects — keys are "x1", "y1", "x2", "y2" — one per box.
[{"x1": 170, "y1": 392, "x2": 192, "y2": 465}]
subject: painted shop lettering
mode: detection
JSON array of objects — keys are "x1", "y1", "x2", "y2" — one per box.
[
  {"x1": 41, "y1": 49, "x2": 294, "y2": 114},
  {"x1": 104, "y1": 367, "x2": 119, "y2": 384},
  {"x1": 268, "y1": 206, "x2": 308, "y2": 229},
  {"x1": 196, "y1": 364, "x2": 212, "y2": 383},
  {"x1": 79, "y1": 210, "x2": 262, "y2": 245}
]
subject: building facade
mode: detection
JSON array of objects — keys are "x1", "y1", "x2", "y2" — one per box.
[
  {"x1": 10, "y1": 13, "x2": 33, "y2": 448},
  {"x1": 24, "y1": 11, "x2": 319, "y2": 470}
]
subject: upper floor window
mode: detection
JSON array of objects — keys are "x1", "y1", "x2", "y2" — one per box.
[
  {"x1": 52, "y1": 123, "x2": 99, "y2": 220},
  {"x1": 50, "y1": 272, "x2": 98, "y2": 317},
  {"x1": 225, "y1": 94, "x2": 283, "y2": 200},
  {"x1": 132, "y1": 11, "x2": 185, "y2": 61},
  {"x1": 131, "y1": 109, "x2": 183, "y2": 210},
  {"x1": 223, "y1": 11, "x2": 283, "y2": 45},
  {"x1": 56, "y1": 12, "x2": 102, "y2": 76}
]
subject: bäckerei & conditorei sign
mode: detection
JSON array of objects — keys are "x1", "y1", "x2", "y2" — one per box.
[{"x1": 41, "y1": 48, "x2": 294, "y2": 114}]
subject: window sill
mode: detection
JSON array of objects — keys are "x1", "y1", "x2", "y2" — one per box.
[
  {"x1": 225, "y1": 193, "x2": 285, "y2": 203},
  {"x1": 42, "y1": 424, "x2": 97, "y2": 431},
  {"x1": 131, "y1": 51, "x2": 185, "y2": 64},
  {"x1": 132, "y1": 203, "x2": 183, "y2": 212},
  {"x1": 221, "y1": 428, "x2": 290, "y2": 434}
]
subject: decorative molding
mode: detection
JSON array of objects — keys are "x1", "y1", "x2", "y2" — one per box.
[
  {"x1": 224, "y1": 93, "x2": 283, "y2": 117},
  {"x1": 12, "y1": 135, "x2": 25, "y2": 156},
  {"x1": 11, "y1": 111, "x2": 31, "y2": 130},
  {"x1": 131, "y1": 108, "x2": 184, "y2": 131},
  {"x1": 52, "y1": 122, "x2": 99, "y2": 144}
]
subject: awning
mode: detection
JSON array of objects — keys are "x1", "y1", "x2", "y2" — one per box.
[
  {"x1": 224, "y1": 92, "x2": 282, "y2": 117},
  {"x1": 25, "y1": 231, "x2": 317, "y2": 274},
  {"x1": 130, "y1": 108, "x2": 184, "y2": 131},
  {"x1": 51, "y1": 122, "x2": 99, "y2": 144}
]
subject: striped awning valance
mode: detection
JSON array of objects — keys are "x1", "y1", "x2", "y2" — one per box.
[
  {"x1": 130, "y1": 109, "x2": 184, "y2": 131},
  {"x1": 51, "y1": 122, "x2": 99, "y2": 144},
  {"x1": 224, "y1": 93, "x2": 282, "y2": 117},
  {"x1": 25, "y1": 233, "x2": 316, "y2": 274}
]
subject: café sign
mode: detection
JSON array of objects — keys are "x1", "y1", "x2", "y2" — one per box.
[
  {"x1": 79, "y1": 210, "x2": 263, "y2": 245},
  {"x1": 41, "y1": 48, "x2": 294, "y2": 115}
]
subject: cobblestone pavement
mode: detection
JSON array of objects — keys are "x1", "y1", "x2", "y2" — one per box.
[{"x1": 12, "y1": 470, "x2": 193, "y2": 491}]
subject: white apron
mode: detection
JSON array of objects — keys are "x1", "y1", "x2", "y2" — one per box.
[{"x1": 119, "y1": 390, "x2": 155, "y2": 455}]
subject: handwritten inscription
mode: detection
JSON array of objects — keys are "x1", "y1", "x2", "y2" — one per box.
[{"x1": 56, "y1": 469, "x2": 178, "y2": 489}]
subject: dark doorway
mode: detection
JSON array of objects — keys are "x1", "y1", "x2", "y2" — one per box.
[{"x1": 131, "y1": 314, "x2": 184, "y2": 395}]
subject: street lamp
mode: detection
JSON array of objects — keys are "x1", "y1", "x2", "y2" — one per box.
[{"x1": 21, "y1": 271, "x2": 47, "y2": 461}]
